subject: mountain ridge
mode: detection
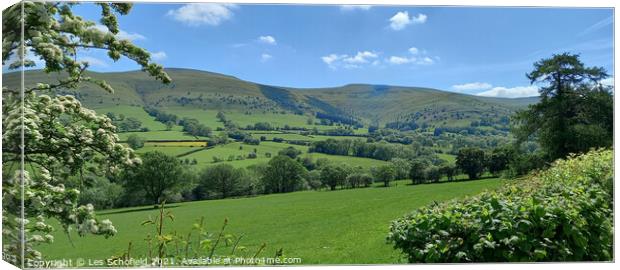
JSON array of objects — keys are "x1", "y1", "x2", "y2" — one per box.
[{"x1": 2, "y1": 68, "x2": 538, "y2": 127}]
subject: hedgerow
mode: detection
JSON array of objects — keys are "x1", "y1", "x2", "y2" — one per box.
[{"x1": 387, "y1": 149, "x2": 613, "y2": 262}]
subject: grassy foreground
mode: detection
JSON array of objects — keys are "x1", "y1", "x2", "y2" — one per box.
[{"x1": 40, "y1": 178, "x2": 503, "y2": 264}]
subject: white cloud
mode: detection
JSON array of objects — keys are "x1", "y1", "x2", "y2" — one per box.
[
  {"x1": 258, "y1": 35, "x2": 277, "y2": 45},
  {"x1": 420, "y1": 56, "x2": 434, "y2": 65},
  {"x1": 261, "y1": 53, "x2": 272, "y2": 62},
  {"x1": 78, "y1": 56, "x2": 109, "y2": 68},
  {"x1": 388, "y1": 56, "x2": 415, "y2": 65},
  {"x1": 389, "y1": 11, "x2": 427, "y2": 30},
  {"x1": 340, "y1": 5, "x2": 372, "y2": 11},
  {"x1": 92, "y1": 25, "x2": 145, "y2": 41},
  {"x1": 323, "y1": 47, "x2": 437, "y2": 70},
  {"x1": 452, "y1": 82, "x2": 493, "y2": 91},
  {"x1": 477, "y1": 85, "x2": 539, "y2": 98},
  {"x1": 321, "y1": 54, "x2": 341, "y2": 65},
  {"x1": 386, "y1": 46, "x2": 437, "y2": 66},
  {"x1": 117, "y1": 30, "x2": 145, "y2": 41},
  {"x1": 412, "y1": 13, "x2": 428, "y2": 24},
  {"x1": 321, "y1": 51, "x2": 378, "y2": 70},
  {"x1": 150, "y1": 51, "x2": 167, "y2": 61},
  {"x1": 389, "y1": 12, "x2": 411, "y2": 31},
  {"x1": 167, "y1": 3, "x2": 237, "y2": 26},
  {"x1": 343, "y1": 51, "x2": 378, "y2": 64},
  {"x1": 386, "y1": 55, "x2": 435, "y2": 65}
]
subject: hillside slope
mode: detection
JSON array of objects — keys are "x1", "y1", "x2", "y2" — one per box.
[{"x1": 2, "y1": 68, "x2": 537, "y2": 127}]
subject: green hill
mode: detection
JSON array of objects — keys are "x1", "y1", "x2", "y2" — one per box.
[{"x1": 2, "y1": 68, "x2": 537, "y2": 128}]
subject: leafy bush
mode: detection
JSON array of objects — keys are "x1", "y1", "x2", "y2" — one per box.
[
  {"x1": 388, "y1": 149, "x2": 613, "y2": 262},
  {"x1": 80, "y1": 177, "x2": 125, "y2": 209},
  {"x1": 278, "y1": 146, "x2": 302, "y2": 159},
  {"x1": 243, "y1": 137, "x2": 261, "y2": 145},
  {"x1": 126, "y1": 134, "x2": 145, "y2": 149}
]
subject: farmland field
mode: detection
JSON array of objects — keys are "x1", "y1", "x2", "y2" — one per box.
[
  {"x1": 133, "y1": 146, "x2": 198, "y2": 156},
  {"x1": 92, "y1": 105, "x2": 171, "y2": 131},
  {"x1": 39, "y1": 178, "x2": 504, "y2": 264},
  {"x1": 162, "y1": 107, "x2": 336, "y2": 130},
  {"x1": 117, "y1": 131, "x2": 204, "y2": 141}
]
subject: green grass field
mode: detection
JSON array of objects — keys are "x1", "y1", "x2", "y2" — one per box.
[
  {"x1": 39, "y1": 178, "x2": 504, "y2": 264},
  {"x1": 178, "y1": 141, "x2": 389, "y2": 170},
  {"x1": 162, "y1": 107, "x2": 225, "y2": 129},
  {"x1": 162, "y1": 107, "x2": 341, "y2": 131},
  {"x1": 181, "y1": 141, "x2": 307, "y2": 168},
  {"x1": 133, "y1": 146, "x2": 198, "y2": 156},
  {"x1": 92, "y1": 105, "x2": 170, "y2": 132},
  {"x1": 302, "y1": 153, "x2": 388, "y2": 168},
  {"x1": 437, "y1": 153, "x2": 457, "y2": 163},
  {"x1": 117, "y1": 131, "x2": 204, "y2": 141}
]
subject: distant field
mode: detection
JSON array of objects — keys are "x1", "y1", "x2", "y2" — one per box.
[
  {"x1": 92, "y1": 105, "x2": 172, "y2": 131},
  {"x1": 302, "y1": 152, "x2": 388, "y2": 168},
  {"x1": 133, "y1": 146, "x2": 197, "y2": 156},
  {"x1": 184, "y1": 141, "x2": 309, "y2": 168},
  {"x1": 162, "y1": 107, "x2": 339, "y2": 131},
  {"x1": 39, "y1": 178, "x2": 504, "y2": 264},
  {"x1": 117, "y1": 131, "x2": 203, "y2": 141},
  {"x1": 144, "y1": 141, "x2": 208, "y2": 147},
  {"x1": 162, "y1": 107, "x2": 225, "y2": 129},
  {"x1": 437, "y1": 153, "x2": 456, "y2": 163},
  {"x1": 177, "y1": 141, "x2": 390, "y2": 170}
]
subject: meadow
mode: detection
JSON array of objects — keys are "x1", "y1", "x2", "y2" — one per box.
[
  {"x1": 162, "y1": 106, "x2": 336, "y2": 131},
  {"x1": 95, "y1": 106, "x2": 400, "y2": 169},
  {"x1": 39, "y1": 178, "x2": 503, "y2": 264}
]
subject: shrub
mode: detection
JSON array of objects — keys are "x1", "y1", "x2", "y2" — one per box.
[
  {"x1": 243, "y1": 137, "x2": 260, "y2": 145},
  {"x1": 126, "y1": 134, "x2": 145, "y2": 149},
  {"x1": 305, "y1": 170, "x2": 323, "y2": 190},
  {"x1": 424, "y1": 165, "x2": 442, "y2": 183},
  {"x1": 79, "y1": 177, "x2": 124, "y2": 209},
  {"x1": 278, "y1": 146, "x2": 302, "y2": 159},
  {"x1": 387, "y1": 149, "x2": 613, "y2": 262}
]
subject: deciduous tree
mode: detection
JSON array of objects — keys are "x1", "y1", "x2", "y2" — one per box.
[
  {"x1": 456, "y1": 148, "x2": 486, "y2": 179},
  {"x1": 2, "y1": 2, "x2": 169, "y2": 265}
]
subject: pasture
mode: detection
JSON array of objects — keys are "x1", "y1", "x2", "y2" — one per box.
[{"x1": 39, "y1": 178, "x2": 504, "y2": 264}]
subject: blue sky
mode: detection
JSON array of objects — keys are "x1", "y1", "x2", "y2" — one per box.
[{"x1": 24, "y1": 3, "x2": 618, "y2": 97}]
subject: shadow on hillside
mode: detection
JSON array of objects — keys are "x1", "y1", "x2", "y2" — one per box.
[{"x1": 104, "y1": 205, "x2": 180, "y2": 215}]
